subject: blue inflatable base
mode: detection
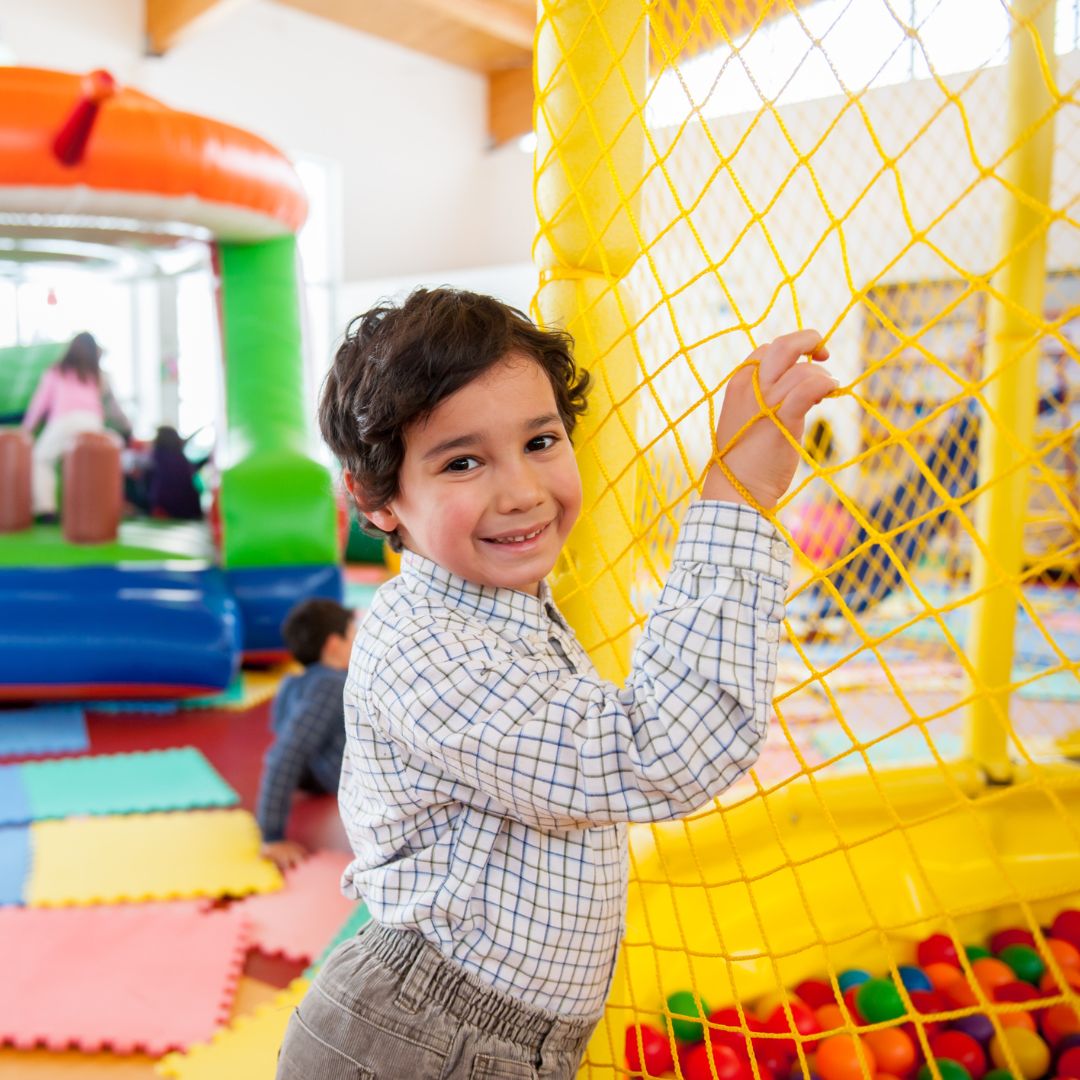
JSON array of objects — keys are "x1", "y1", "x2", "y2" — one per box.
[
  {"x1": 0, "y1": 563, "x2": 242, "y2": 696},
  {"x1": 224, "y1": 564, "x2": 344, "y2": 654}
]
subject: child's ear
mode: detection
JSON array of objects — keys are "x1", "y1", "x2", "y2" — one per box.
[{"x1": 343, "y1": 471, "x2": 399, "y2": 533}]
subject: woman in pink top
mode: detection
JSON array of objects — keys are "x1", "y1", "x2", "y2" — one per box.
[{"x1": 21, "y1": 332, "x2": 132, "y2": 518}]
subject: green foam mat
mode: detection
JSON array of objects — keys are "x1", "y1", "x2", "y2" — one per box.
[
  {"x1": 0, "y1": 520, "x2": 215, "y2": 567},
  {"x1": 20, "y1": 747, "x2": 239, "y2": 821}
]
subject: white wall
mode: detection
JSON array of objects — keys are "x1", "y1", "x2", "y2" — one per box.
[{"x1": 0, "y1": 0, "x2": 537, "y2": 283}]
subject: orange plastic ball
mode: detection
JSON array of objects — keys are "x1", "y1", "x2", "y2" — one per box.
[
  {"x1": 1042, "y1": 1003, "x2": 1080, "y2": 1047},
  {"x1": 1041, "y1": 966, "x2": 1080, "y2": 995},
  {"x1": 999, "y1": 1010, "x2": 1037, "y2": 1032},
  {"x1": 815, "y1": 1034, "x2": 876, "y2": 1080},
  {"x1": 816, "y1": 1005, "x2": 848, "y2": 1035},
  {"x1": 943, "y1": 978, "x2": 979, "y2": 1009},
  {"x1": 1047, "y1": 938, "x2": 1080, "y2": 970},
  {"x1": 925, "y1": 962, "x2": 966, "y2": 993},
  {"x1": 864, "y1": 1027, "x2": 917, "y2": 1076},
  {"x1": 972, "y1": 957, "x2": 1018, "y2": 994}
]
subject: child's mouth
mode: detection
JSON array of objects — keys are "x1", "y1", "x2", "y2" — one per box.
[{"x1": 482, "y1": 522, "x2": 550, "y2": 546}]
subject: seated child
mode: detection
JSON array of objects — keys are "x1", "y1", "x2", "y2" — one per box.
[
  {"x1": 255, "y1": 597, "x2": 356, "y2": 872},
  {"x1": 277, "y1": 288, "x2": 834, "y2": 1079}
]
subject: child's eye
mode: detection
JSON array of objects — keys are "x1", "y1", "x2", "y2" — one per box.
[
  {"x1": 526, "y1": 434, "x2": 558, "y2": 452},
  {"x1": 444, "y1": 456, "x2": 480, "y2": 473}
]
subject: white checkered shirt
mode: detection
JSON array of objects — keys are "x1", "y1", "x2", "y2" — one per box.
[{"x1": 338, "y1": 501, "x2": 791, "y2": 1016}]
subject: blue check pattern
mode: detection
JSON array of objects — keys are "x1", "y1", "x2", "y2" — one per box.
[{"x1": 338, "y1": 501, "x2": 791, "y2": 1016}]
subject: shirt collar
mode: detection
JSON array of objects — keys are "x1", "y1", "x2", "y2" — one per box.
[{"x1": 397, "y1": 548, "x2": 561, "y2": 636}]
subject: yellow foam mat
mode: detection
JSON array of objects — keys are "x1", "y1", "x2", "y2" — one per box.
[
  {"x1": 156, "y1": 978, "x2": 309, "y2": 1080},
  {"x1": 231, "y1": 666, "x2": 297, "y2": 712},
  {"x1": 0, "y1": 977, "x2": 280, "y2": 1078},
  {"x1": 28, "y1": 810, "x2": 282, "y2": 906}
]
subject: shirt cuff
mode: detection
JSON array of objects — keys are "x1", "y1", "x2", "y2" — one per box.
[{"x1": 671, "y1": 500, "x2": 791, "y2": 587}]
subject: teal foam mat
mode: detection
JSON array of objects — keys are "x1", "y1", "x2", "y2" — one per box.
[{"x1": 17, "y1": 747, "x2": 239, "y2": 821}]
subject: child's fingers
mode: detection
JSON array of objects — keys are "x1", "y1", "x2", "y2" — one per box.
[
  {"x1": 753, "y1": 330, "x2": 828, "y2": 387},
  {"x1": 774, "y1": 369, "x2": 840, "y2": 432}
]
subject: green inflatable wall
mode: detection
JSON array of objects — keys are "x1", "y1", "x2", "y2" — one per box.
[
  {"x1": 0, "y1": 342, "x2": 64, "y2": 420},
  {"x1": 217, "y1": 237, "x2": 337, "y2": 568}
]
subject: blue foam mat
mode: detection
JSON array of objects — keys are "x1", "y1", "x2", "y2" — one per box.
[
  {"x1": 0, "y1": 704, "x2": 88, "y2": 758},
  {"x1": 0, "y1": 766, "x2": 30, "y2": 825},
  {"x1": 0, "y1": 825, "x2": 29, "y2": 905}
]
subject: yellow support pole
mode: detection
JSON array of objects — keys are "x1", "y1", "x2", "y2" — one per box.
[
  {"x1": 966, "y1": 0, "x2": 1057, "y2": 783},
  {"x1": 534, "y1": 0, "x2": 646, "y2": 681}
]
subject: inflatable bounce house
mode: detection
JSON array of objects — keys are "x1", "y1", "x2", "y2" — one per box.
[{"x1": 0, "y1": 67, "x2": 340, "y2": 700}]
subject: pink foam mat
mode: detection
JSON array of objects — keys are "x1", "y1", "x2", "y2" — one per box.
[
  {"x1": 234, "y1": 850, "x2": 356, "y2": 963},
  {"x1": 0, "y1": 901, "x2": 249, "y2": 1054}
]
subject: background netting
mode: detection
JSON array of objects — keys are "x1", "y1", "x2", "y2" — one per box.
[{"x1": 532, "y1": 1, "x2": 1080, "y2": 1077}]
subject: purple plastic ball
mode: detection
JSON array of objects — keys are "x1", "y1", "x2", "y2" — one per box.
[
  {"x1": 789, "y1": 1066, "x2": 820, "y2": 1080},
  {"x1": 950, "y1": 1012, "x2": 995, "y2": 1045}
]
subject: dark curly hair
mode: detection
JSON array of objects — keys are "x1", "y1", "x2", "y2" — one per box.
[
  {"x1": 281, "y1": 598, "x2": 354, "y2": 666},
  {"x1": 319, "y1": 288, "x2": 590, "y2": 550}
]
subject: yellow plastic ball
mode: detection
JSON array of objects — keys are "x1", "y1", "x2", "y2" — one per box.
[{"x1": 989, "y1": 1027, "x2": 1050, "y2": 1080}]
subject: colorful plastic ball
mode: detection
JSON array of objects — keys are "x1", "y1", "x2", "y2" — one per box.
[
  {"x1": 708, "y1": 1007, "x2": 753, "y2": 1054},
  {"x1": 943, "y1": 978, "x2": 979, "y2": 1009},
  {"x1": 917, "y1": 1060, "x2": 972, "y2": 1080},
  {"x1": 863, "y1": 1026, "x2": 917, "y2": 1076},
  {"x1": 841, "y1": 987, "x2": 865, "y2": 1026},
  {"x1": 1046, "y1": 938, "x2": 1080, "y2": 971},
  {"x1": 1041, "y1": 966, "x2": 1080, "y2": 995},
  {"x1": 665, "y1": 990, "x2": 711, "y2": 1043},
  {"x1": 982, "y1": 1071, "x2": 1013, "y2": 1080},
  {"x1": 1060, "y1": 1045, "x2": 1080, "y2": 1079},
  {"x1": 991, "y1": 927, "x2": 1037, "y2": 954},
  {"x1": 680, "y1": 1041, "x2": 749, "y2": 1080},
  {"x1": 999, "y1": 944, "x2": 1047, "y2": 985},
  {"x1": 856, "y1": 978, "x2": 907, "y2": 1024},
  {"x1": 989, "y1": 1027, "x2": 1051, "y2": 1079},
  {"x1": 1051, "y1": 911, "x2": 1080, "y2": 952},
  {"x1": 926, "y1": 962, "x2": 966, "y2": 993},
  {"x1": 966, "y1": 945, "x2": 992, "y2": 962},
  {"x1": 952, "y1": 1013, "x2": 996, "y2": 1046},
  {"x1": 815, "y1": 1034, "x2": 876, "y2": 1080},
  {"x1": 995, "y1": 979, "x2": 1043, "y2": 1009},
  {"x1": 797, "y1": 979, "x2": 838, "y2": 1010},
  {"x1": 897, "y1": 965, "x2": 934, "y2": 993},
  {"x1": 789, "y1": 1064, "x2": 820, "y2": 1080},
  {"x1": 837, "y1": 969, "x2": 872, "y2": 993},
  {"x1": 1042, "y1": 1004, "x2": 1080, "y2": 1047},
  {"x1": 815, "y1": 1005, "x2": 847, "y2": 1035},
  {"x1": 972, "y1": 958, "x2": 1017, "y2": 995},
  {"x1": 625, "y1": 1022, "x2": 675, "y2": 1075},
  {"x1": 930, "y1": 1030, "x2": 988, "y2": 1080},
  {"x1": 763, "y1": 1000, "x2": 823, "y2": 1056},
  {"x1": 919, "y1": 934, "x2": 962, "y2": 969}
]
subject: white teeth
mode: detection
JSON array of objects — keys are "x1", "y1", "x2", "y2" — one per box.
[{"x1": 490, "y1": 525, "x2": 544, "y2": 544}]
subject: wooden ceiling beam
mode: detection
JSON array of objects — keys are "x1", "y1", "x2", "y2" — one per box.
[
  {"x1": 488, "y1": 65, "x2": 534, "y2": 146},
  {"x1": 410, "y1": 0, "x2": 535, "y2": 52}
]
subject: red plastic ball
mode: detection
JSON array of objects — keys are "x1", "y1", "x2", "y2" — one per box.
[
  {"x1": 930, "y1": 1030, "x2": 988, "y2": 1080},
  {"x1": 625, "y1": 1022, "x2": 674, "y2": 1075},
  {"x1": 919, "y1": 933, "x2": 962, "y2": 968},
  {"x1": 1061, "y1": 1045, "x2": 1080, "y2": 1079},
  {"x1": 990, "y1": 927, "x2": 1037, "y2": 954},
  {"x1": 680, "y1": 1041, "x2": 749, "y2": 1080},
  {"x1": 1051, "y1": 911, "x2": 1080, "y2": 952},
  {"x1": 841, "y1": 986, "x2": 865, "y2": 1025},
  {"x1": 907, "y1": 990, "x2": 947, "y2": 1040},
  {"x1": 708, "y1": 1007, "x2": 755, "y2": 1055},
  {"x1": 994, "y1": 980, "x2": 1044, "y2": 1010},
  {"x1": 763, "y1": 1000, "x2": 824, "y2": 1056},
  {"x1": 796, "y1": 978, "x2": 838, "y2": 1010},
  {"x1": 1042, "y1": 1004, "x2": 1080, "y2": 1048}
]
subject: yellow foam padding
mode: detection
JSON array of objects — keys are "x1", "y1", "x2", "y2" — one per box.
[
  {"x1": 234, "y1": 666, "x2": 296, "y2": 711},
  {"x1": 156, "y1": 978, "x2": 309, "y2": 1080},
  {"x1": 27, "y1": 810, "x2": 282, "y2": 906},
  {"x1": 0, "y1": 978, "x2": 280, "y2": 1078},
  {"x1": 583, "y1": 764, "x2": 1080, "y2": 1077}
]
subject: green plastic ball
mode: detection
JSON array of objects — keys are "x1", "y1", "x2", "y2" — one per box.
[
  {"x1": 854, "y1": 977, "x2": 906, "y2": 1023},
  {"x1": 983, "y1": 1071, "x2": 1013, "y2": 1080},
  {"x1": 664, "y1": 990, "x2": 710, "y2": 1043},
  {"x1": 964, "y1": 944, "x2": 991, "y2": 961},
  {"x1": 997, "y1": 943, "x2": 1046, "y2": 985},
  {"x1": 917, "y1": 1061, "x2": 972, "y2": 1080}
]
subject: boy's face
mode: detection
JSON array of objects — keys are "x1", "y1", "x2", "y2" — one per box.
[{"x1": 366, "y1": 354, "x2": 582, "y2": 595}]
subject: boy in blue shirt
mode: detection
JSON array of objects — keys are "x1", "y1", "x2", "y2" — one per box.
[
  {"x1": 256, "y1": 597, "x2": 356, "y2": 872},
  {"x1": 277, "y1": 288, "x2": 834, "y2": 1078}
]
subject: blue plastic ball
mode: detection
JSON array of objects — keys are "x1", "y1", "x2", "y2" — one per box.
[
  {"x1": 836, "y1": 968, "x2": 872, "y2": 992},
  {"x1": 896, "y1": 964, "x2": 933, "y2": 993}
]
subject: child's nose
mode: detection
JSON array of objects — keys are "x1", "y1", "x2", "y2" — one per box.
[{"x1": 495, "y1": 460, "x2": 544, "y2": 513}]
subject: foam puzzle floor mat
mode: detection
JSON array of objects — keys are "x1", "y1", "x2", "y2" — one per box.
[
  {"x1": 0, "y1": 705, "x2": 88, "y2": 759},
  {"x1": 0, "y1": 826, "x2": 29, "y2": 906},
  {"x1": 26, "y1": 809, "x2": 281, "y2": 906},
  {"x1": 157, "y1": 978, "x2": 310, "y2": 1080},
  {"x1": 0, "y1": 977, "x2": 281, "y2": 1079},
  {"x1": 0, "y1": 902, "x2": 249, "y2": 1054},
  {"x1": 235, "y1": 851, "x2": 356, "y2": 963},
  {"x1": 0, "y1": 748, "x2": 238, "y2": 825}
]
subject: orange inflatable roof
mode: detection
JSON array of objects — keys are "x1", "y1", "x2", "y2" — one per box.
[{"x1": 0, "y1": 67, "x2": 307, "y2": 239}]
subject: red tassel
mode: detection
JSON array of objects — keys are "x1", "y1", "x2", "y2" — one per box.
[{"x1": 51, "y1": 69, "x2": 117, "y2": 167}]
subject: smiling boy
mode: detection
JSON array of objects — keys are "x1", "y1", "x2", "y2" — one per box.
[{"x1": 277, "y1": 288, "x2": 833, "y2": 1080}]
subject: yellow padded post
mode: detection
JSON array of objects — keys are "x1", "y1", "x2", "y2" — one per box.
[{"x1": 966, "y1": 0, "x2": 1058, "y2": 783}]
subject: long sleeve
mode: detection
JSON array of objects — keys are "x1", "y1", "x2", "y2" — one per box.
[
  {"x1": 21, "y1": 367, "x2": 57, "y2": 432},
  {"x1": 364, "y1": 502, "x2": 789, "y2": 830}
]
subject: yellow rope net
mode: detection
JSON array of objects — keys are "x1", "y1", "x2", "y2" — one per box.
[{"x1": 532, "y1": 1, "x2": 1080, "y2": 1077}]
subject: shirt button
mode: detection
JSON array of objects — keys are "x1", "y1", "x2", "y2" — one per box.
[
  {"x1": 764, "y1": 623, "x2": 780, "y2": 643},
  {"x1": 771, "y1": 540, "x2": 788, "y2": 561}
]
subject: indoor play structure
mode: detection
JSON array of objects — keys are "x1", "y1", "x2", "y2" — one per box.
[
  {"x1": 528, "y1": 1, "x2": 1079, "y2": 1078},
  {"x1": 0, "y1": 66, "x2": 341, "y2": 699}
]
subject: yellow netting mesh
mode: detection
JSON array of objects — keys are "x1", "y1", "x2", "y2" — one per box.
[{"x1": 532, "y1": 1, "x2": 1080, "y2": 1077}]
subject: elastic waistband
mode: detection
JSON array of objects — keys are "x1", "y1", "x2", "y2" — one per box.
[{"x1": 354, "y1": 922, "x2": 599, "y2": 1057}]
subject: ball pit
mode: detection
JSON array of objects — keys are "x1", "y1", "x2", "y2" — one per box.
[{"x1": 622, "y1": 908, "x2": 1080, "y2": 1079}]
